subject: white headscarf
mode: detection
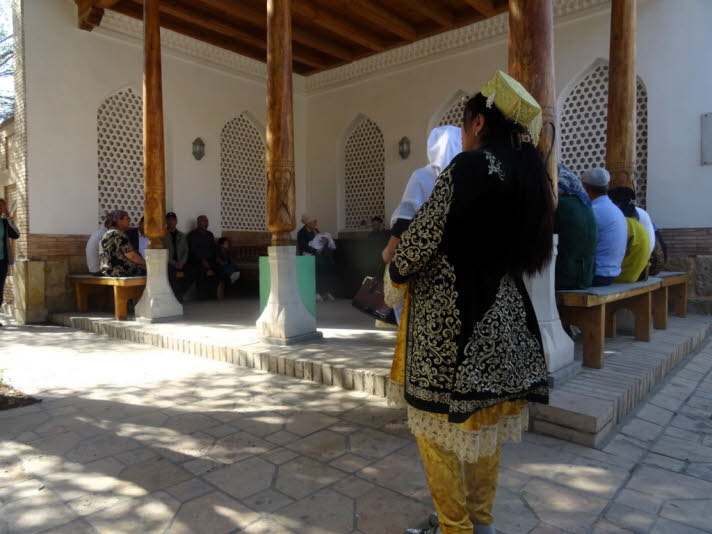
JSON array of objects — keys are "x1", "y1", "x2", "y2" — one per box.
[{"x1": 390, "y1": 125, "x2": 462, "y2": 226}]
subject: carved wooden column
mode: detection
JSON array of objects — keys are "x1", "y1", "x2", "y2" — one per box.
[
  {"x1": 266, "y1": 0, "x2": 296, "y2": 245},
  {"x1": 508, "y1": 0, "x2": 557, "y2": 196},
  {"x1": 135, "y1": 0, "x2": 182, "y2": 321},
  {"x1": 605, "y1": 0, "x2": 637, "y2": 189},
  {"x1": 509, "y1": 0, "x2": 575, "y2": 378},
  {"x1": 257, "y1": 0, "x2": 319, "y2": 343}
]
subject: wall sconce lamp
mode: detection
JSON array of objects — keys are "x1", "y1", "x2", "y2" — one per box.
[
  {"x1": 192, "y1": 137, "x2": 205, "y2": 160},
  {"x1": 398, "y1": 136, "x2": 411, "y2": 159}
]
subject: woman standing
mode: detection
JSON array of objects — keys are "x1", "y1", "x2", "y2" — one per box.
[{"x1": 389, "y1": 71, "x2": 554, "y2": 534}]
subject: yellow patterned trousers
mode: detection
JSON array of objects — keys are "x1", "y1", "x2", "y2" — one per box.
[{"x1": 417, "y1": 437, "x2": 500, "y2": 534}]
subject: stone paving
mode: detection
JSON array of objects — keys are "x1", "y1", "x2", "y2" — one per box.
[{"x1": 2, "y1": 315, "x2": 712, "y2": 534}]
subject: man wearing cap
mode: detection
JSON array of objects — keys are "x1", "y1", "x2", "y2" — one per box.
[
  {"x1": 581, "y1": 168, "x2": 627, "y2": 286},
  {"x1": 163, "y1": 212, "x2": 189, "y2": 302}
]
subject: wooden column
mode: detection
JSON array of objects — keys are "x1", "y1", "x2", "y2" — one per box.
[
  {"x1": 266, "y1": 0, "x2": 296, "y2": 246},
  {"x1": 508, "y1": 0, "x2": 557, "y2": 198},
  {"x1": 143, "y1": 0, "x2": 166, "y2": 249},
  {"x1": 605, "y1": 0, "x2": 637, "y2": 189}
]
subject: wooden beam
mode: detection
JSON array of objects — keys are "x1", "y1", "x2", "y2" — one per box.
[
  {"x1": 123, "y1": 0, "x2": 330, "y2": 70},
  {"x1": 193, "y1": 0, "x2": 355, "y2": 61},
  {"x1": 508, "y1": 0, "x2": 558, "y2": 197},
  {"x1": 464, "y1": 0, "x2": 499, "y2": 17},
  {"x1": 605, "y1": 0, "x2": 637, "y2": 189},
  {"x1": 292, "y1": 0, "x2": 386, "y2": 51},
  {"x1": 409, "y1": 0, "x2": 454, "y2": 27},
  {"x1": 266, "y1": 0, "x2": 296, "y2": 245},
  {"x1": 143, "y1": 0, "x2": 167, "y2": 249},
  {"x1": 95, "y1": 0, "x2": 122, "y2": 7},
  {"x1": 75, "y1": 0, "x2": 104, "y2": 31},
  {"x1": 349, "y1": 0, "x2": 417, "y2": 41}
]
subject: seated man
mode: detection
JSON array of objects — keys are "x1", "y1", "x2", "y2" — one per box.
[
  {"x1": 163, "y1": 211, "x2": 189, "y2": 302},
  {"x1": 126, "y1": 217, "x2": 148, "y2": 258},
  {"x1": 609, "y1": 187, "x2": 650, "y2": 283},
  {"x1": 555, "y1": 164, "x2": 597, "y2": 290},
  {"x1": 187, "y1": 214, "x2": 219, "y2": 299},
  {"x1": 581, "y1": 168, "x2": 627, "y2": 286},
  {"x1": 99, "y1": 210, "x2": 146, "y2": 277},
  {"x1": 86, "y1": 215, "x2": 111, "y2": 275}
]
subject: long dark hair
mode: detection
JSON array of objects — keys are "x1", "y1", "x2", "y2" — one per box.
[
  {"x1": 608, "y1": 187, "x2": 639, "y2": 219},
  {"x1": 463, "y1": 93, "x2": 554, "y2": 276}
]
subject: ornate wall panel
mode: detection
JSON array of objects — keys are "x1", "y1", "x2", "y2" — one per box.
[
  {"x1": 559, "y1": 62, "x2": 649, "y2": 206},
  {"x1": 343, "y1": 117, "x2": 385, "y2": 230},
  {"x1": 97, "y1": 88, "x2": 144, "y2": 224},
  {"x1": 220, "y1": 113, "x2": 266, "y2": 231},
  {"x1": 438, "y1": 92, "x2": 471, "y2": 128}
]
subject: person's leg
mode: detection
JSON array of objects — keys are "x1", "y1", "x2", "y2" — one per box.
[
  {"x1": 0, "y1": 258, "x2": 8, "y2": 311},
  {"x1": 415, "y1": 436, "x2": 473, "y2": 534},
  {"x1": 464, "y1": 447, "x2": 501, "y2": 530}
]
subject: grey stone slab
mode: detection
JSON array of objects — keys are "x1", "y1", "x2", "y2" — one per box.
[
  {"x1": 118, "y1": 457, "x2": 192, "y2": 494},
  {"x1": 242, "y1": 518, "x2": 297, "y2": 534},
  {"x1": 165, "y1": 491, "x2": 260, "y2": 534},
  {"x1": 604, "y1": 503, "x2": 656, "y2": 534},
  {"x1": 635, "y1": 404, "x2": 674, "y2": 426},
  {"x1": 284, "y1": 411, "x2": 339, "y2": 436},
  {"x1": 492, "y1": 487, "x2": 539, "y2": 534},
  {"x1": 332, "y1": 476, "x2": 376, "y2": 499},
  {"x1": 620, "y1": 418, "x2": 664, "y2": 443},
  {"x1": 592, "y1": 520, "x2": 635, "y2": 533},
  {"x1": 602, "y1": 435, "x2": 650, "y2": 462},
  {"x1": 275, "y1": 456, "x2": 346, "y2": 500},
  {"x1": 651, "y1": 435, "x2": 712, "y2": 462},
  {"x1": 355, "y1": 486, "x2": 432, "y2": 534},
  {"x1": 660, "y1": 499, "x2": 712, "y2": 532},
  {"x1": 64, "y1": 434, "x2": 141, "y2": 464},
  {"x1": 208, "y1": 432, "x2": 275, "y2": 464},
  {"x1": 614, "y1": 488, "x2": 664, "y2": 515},
  {"x1": 85, "y1": 491, "x2": 180, "y2": 534},
  {"x1": 242, "y1": 488, "x2": 294, "y2": 512},
  {"x1": 330, "y1": 454, "x2": 372, "y2": 473},
  {"x1": 203, "y1": 457, "x2": 275, "y2": 500},
  {"x1": 642, "y1": 452, "x2": 686, "y2": 473},
  {"x1": 287, "y1": 430, "x2": 347, "y2": 461},
  {"x1": 626, "y1": 465, "x2": 712, "y2": 500},
  {"x1": 686, "y1": 462, "x2": 712, "y2": 480},
  {"x1": 532, "y1": 419, "x2": 612, "y2": 448},
  {"x1": 521, "y1": 479, "x2": 608, "y2": 534},
  {"x1": 358, "y1": 452, "x2": 429, "y2": 502},
  {"x1": 164, "y1": 477, "x2": 213, "y2": 503},
  {"x1": 275, "y1": 488, "x2": 354, "y2": 534},
  {"x1": 651, "y1": 518, "x2": 711, "y2": 534},
  {"x1": 349, "y1": 428, "x2": 408, "y2": 460}
]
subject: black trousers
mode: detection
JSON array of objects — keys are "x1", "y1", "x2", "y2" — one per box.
[{"x1": 0, "y1": 258, "x2": 8, "y2": 308}]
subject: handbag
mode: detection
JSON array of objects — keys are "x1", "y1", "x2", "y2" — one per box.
[{"x1": 352, "y1": 276, "x2": 397, "y2": 325}]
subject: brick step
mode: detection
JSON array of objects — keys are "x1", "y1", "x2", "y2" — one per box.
[{"x1": 530, "y1": 316, "x2": 712, "y2": 448}]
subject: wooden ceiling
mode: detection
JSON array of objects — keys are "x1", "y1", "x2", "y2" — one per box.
[{"x1": 75, "y1": 0, "x2": 509, "y2": 75}]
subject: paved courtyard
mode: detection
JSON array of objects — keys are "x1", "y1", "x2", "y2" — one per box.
[{"x1": 2, "y1": 315, "x2": 712, "y2": 534}]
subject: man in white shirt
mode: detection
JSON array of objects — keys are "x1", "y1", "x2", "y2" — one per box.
[
  {"x1": 635, "y1": 206, "x2": 656, "y2": 257},
  {"x1": 86, "y1": 216, "x2": 110, "y2": 274}
]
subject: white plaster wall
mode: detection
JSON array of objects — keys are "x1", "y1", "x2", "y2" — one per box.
[
  {"x1": 304, "y1": 0, "x2": 712, "y2": 232},
  {"x1": 23, "y1": 0, "x2": 307, "y2": 237}
]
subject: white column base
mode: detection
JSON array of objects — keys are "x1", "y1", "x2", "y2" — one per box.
[
  {"x1": 135, "y1": 248, "x2": 183, "y2": 322},
  {"x1": 524, "y1": 235, "x2": 576, "y2": 377},
  {"x1": 256, "y1": 245, "x2": 320, "y2": 344}
]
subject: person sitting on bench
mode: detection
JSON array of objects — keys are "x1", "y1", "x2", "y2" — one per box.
[
  {"x1": 609, "y1": 187, "x2": 650, "y2": 283},
  {"x1": 163, "y1": 211, "x2": 190, "y2": 302},
  {"x1": 187, "y1": 215, "x2": 219, "y2": 299},
  {"x1": 86, "y1": 214, "x2": 110, "y2": 275},
  {"x1": 581, "y1": 168, "x2": 626, "y2": 287},
  {"x1": 99, "y1": 210, "x2": 146, "y2": 277}
]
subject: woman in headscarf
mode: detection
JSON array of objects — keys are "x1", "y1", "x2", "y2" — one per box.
[
  {"x1": 382, "y1": 126, "x2": 462, "y2": 323},
  {"x1": 297, "y1": 214, "x2": 337, "y2": 302},
  {"x1": 389, "y1": 72, "x2": 554, "y2": 534},
  {"x1": 555, "y1": 163, "x2": 598, "y2": 289},
  {"x1": 99, "y1": 210, "x2": 146, "y2": 277},
  {"x1": 608, "y1": 187, "x2": 650, "y2": 282}
]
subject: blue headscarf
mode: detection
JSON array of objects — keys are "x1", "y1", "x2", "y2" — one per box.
[{"x1": 558, "y1": 163, "x2": 591, "y2": 207}]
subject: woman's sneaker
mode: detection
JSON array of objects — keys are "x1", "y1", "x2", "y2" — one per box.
[{"x1": 404, "y1": 527, "x2": 441, "y2": 534}]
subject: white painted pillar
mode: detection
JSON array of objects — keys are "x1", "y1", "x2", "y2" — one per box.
[
  {"x1": 135, "y1": 249, "x2": 182, "y2": 322},
  {"x1": 256, "y1": 246, "x2": 320, "y2": 344},
  {"x1": 525, "y1": 235, "x2": 576, "y2": 379}
]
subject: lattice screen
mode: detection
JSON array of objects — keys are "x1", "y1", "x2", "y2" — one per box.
[
  {"x1": 97, "y1": 88, "x2": 144, "y2": 224},
  {"x1": 344, "y1": 117, "x2": 385, "y2": 230},
  {"x1": 220, "y1": 114, "x2": 266, "y2": 231},
  {"x1": 560, "y1": 63, "x2": 649, "y2": 206},
  {"x1": 438, "y1": 92, "x2": 471, "y2": 127}
]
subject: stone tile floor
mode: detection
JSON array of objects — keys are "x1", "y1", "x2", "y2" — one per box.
[{"x1": 2, "y1": 314, "x2": 712, "y2": 534}]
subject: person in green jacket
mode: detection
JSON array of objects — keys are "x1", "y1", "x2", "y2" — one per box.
[
  {"x1": 609, "y1": 187, "x2": 650, "y2": 283},
  {"x1": 555, "y1": 164, "x2": 598, "y2": 290}
]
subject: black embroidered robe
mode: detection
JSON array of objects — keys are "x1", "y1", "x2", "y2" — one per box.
[{"x1": 389, "y1": 147, "x2": 549, "y2": 424}]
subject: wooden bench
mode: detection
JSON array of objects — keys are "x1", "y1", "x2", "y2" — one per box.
[
  {"x1": 557, "y1": 277, "x2": 663, "y2": 369},
  {"x1": 69, "y1": 275, "x2": 146, "y2": 320},
  {"x1": 651, "y1": 271, "x2": 689, "y2": 329}
]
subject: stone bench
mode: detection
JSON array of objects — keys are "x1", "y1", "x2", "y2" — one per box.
[
  {"x1": 557, "y1": 277, "x2": 663, "y2": 369},
  {"x1": 69, "y1": 274, "x2": 146, "y2": 320}
]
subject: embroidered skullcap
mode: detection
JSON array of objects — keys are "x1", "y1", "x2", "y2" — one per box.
[
  {"x1": 480, "y1": 70, "x2": 543, "y2": 145},
  {"x1": 301, "y1": 214, "x2": 316, "y2": 225},
  {"x1": 581, "y1": 168, "x2": 610, "y2": 187}
]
